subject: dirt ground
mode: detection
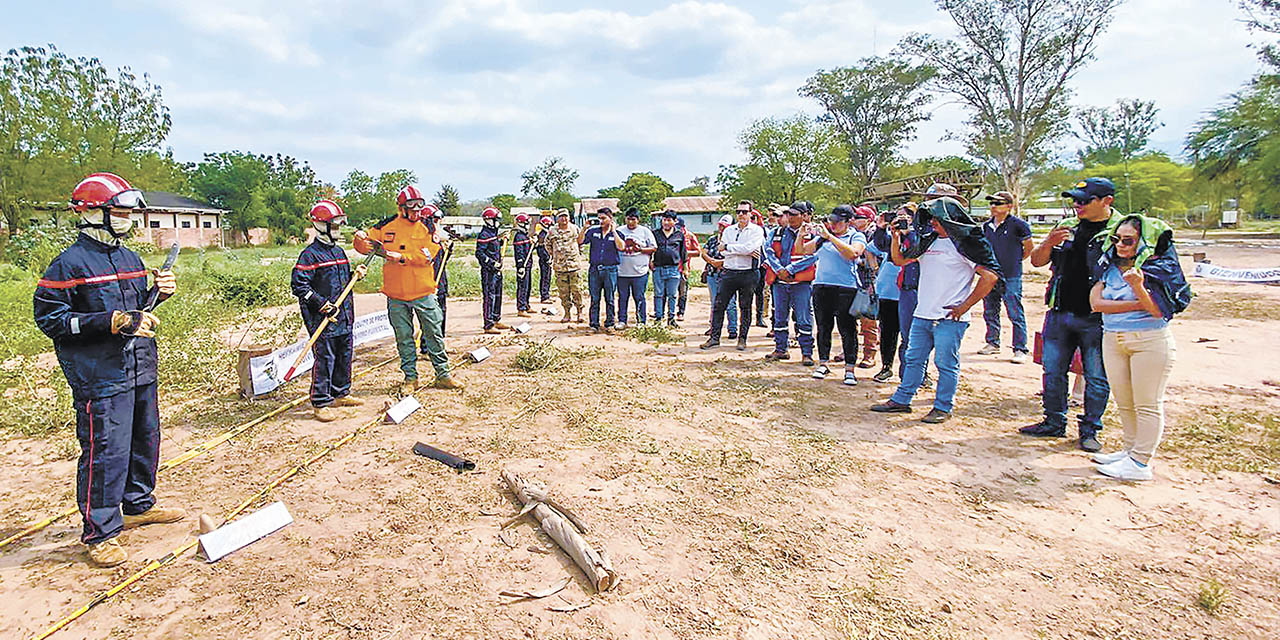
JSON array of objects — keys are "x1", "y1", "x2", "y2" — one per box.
[{"x1": 2, "y1": 243, "x2": 1278, "y2": 639}]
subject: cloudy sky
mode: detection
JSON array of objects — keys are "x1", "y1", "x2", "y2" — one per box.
[{"x1": 1, "y1": 0, "x2": 1262, "y2": 199}]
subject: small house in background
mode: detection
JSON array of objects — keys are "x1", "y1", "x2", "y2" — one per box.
[
  {"x1": 574, "y1": 198, "x2": 620, "y2": 227},
  {"x1": 662, "y1": 195, "x2": 726, "y2": 235},
  {"x1": 441, "y1": 216, "x2": 484, "y2": 237},
  {"x1": 1020, "y1": 195, "x2": 1071, "y2": 226},
  {"x1": 131, "y1": 191, "x2": 227, "y2": 248}
]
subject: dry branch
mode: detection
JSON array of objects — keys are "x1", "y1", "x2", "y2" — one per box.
[{"x1": 501, "y1": 469, "x2": 620, "y2": 592}]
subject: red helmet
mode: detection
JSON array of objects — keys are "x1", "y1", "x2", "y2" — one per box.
[
  {"x1": 481, "y1": 207, "x2": 501, "y2": 220},
  {"x1": 854, "y1": 205, "x2": 877, "y2": 220},
  {"x1": 422, "y1": 203, "x2": 442, "y2": 218},
  {"x1": 540, "y1": 216, "x2": 552, "y2": 226},
  {"x1": 309, "y1": 199, "x2": 345, "y2": 223},
  {"x1": 514, "y1": 213, "x2": 530, "y2": 224},
  {"x1": 396, "y1": 185, "x2": 426, "y2": 209},
  {"x1": 71, "y1": 172, "x2": 146, "y2": 212}
]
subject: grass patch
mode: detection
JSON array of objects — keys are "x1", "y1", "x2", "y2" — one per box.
[
  {"x1": 787, "y1": 427, "x2": 853, "y2": 481},
  {"x1": 511, "y1": 339, "x2": 603, "y2": 372},
  {"x1": 1181, "y1": 294, "x2": 1280, "y2": 322},
  {"x1": 1163, "y1": 408, "x2": 1280, "y2": 475},
  {"x1": 623, "y1": 322, "x2": 684, "y2": 345},
  {"x1": 1196, "y1": 577, "x2": 1230, "y2": 616}
]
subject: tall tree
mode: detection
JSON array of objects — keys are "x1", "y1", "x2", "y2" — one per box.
[
  {"x1": 673, "y1": 176, "x2": 711, "y2": 196},
  {"x1": 1075, "y1": 99, "x2": 1161, "y2": 166},
  {"x1": 899, "y1": 0, "x2": 1122, "y2": 197},
  {"x1": 189, "y1": 151, "x2": 318, "y2": 242},
  {"x1": 607, "y1": 172, "x2": 674, "y2": 218},
  {"x1": 520, "y1": 156, "x2": 579, "y2": 208},
  {"x1": 1241, "y1": 0, "x2": 1280, "y2": 69},
  {"x1": 799, "y1": 57, "x2": 937, "y2": 188},
  {"x1": 716, "y1": 116, "x2": 847, "y2": 208},
  {"x1": 0, "y1": 45, "x2": 171, "y2": 230},
  {"x1": 1186, "y1": 77, "x2": 1280, "y2": 216},
  {"x1": 433, "y1": 184, "x2": 461, "y2": 215}
]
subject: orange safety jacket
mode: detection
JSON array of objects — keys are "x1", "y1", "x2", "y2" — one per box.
[
  {"x1": 354, "y1": 214, "x2": 442, "y2": 301},
  {"x1": 763, "y1": 225, "x2": 815, "y2": 285}
]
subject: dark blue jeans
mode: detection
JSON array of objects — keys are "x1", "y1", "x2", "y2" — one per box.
[
  {"x1": 617, "y1": 273, "x2": 648, "y2": 325},
  {"x1": 897, "y1": 288, "x2": 918, "y2": 378},
  {"x1": 1041, "y1": 310, "x2": 1109, "y2": 435},
  {"x1": 771, "y1": 282, "x2": 813, "y2": 355},
  {"x1": 982, "y1": 276, "x2": 1029, "y2": 352},
  {"x1": 588, "y1": 264, "x2": 618, "y2": 328}
]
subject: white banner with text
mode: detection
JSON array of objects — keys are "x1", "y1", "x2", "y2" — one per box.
[{"x1": 247, "y1": 311, "x2": 395, "y2": 396}]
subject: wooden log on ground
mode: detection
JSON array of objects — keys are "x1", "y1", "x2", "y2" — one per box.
[{"x1": 501, "y1": 469, "x2": 619, "y2": 592}]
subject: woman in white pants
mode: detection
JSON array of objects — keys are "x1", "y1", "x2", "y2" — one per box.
[{"x1": 1088, "y1": 218, "x2": 1177, "y2": 481}]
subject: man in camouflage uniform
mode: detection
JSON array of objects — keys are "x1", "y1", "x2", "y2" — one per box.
[{"x1": 548, "y1": 209, "x2": 584, "y2": 323}]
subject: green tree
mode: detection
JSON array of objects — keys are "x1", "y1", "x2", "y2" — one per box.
[
  {"x1": 799, "y1": 57, "x2": 936, "y2": 188},
  {"x1": 520, "y1": 156, "x2": 579, "y2": 208},
  {"x1": 673, "y1": 176, "x2": 711, "y2": 196},
  {"x1": 1241, "y1": 0, "x2": 1280, "y2": 69},
  {"x1": 716, "y1": 115, "x2": 847, "y2": 209},
  {"x1": 0, "y1": 45, "x2": 171, "y2": 230},
  {"x1": 1077, "y1": 153, "x2": 1194, "y2": 218},
  {"x1": 433, "y1": 184, "x2": 461, "y2": 215},
  {"x1": 491, "y1": 193, "x2": 518, "y2": 224},
  {"x1": 1186, "y1": 77, "x2": 1280, "y2": 217},
  {"x1": 608, "y1": 172, "x2": 674, "y2": 218},
  {"x1": 1075, "y1": 99, "x2": 1161, "y2": 166},
  {"x1": 189, "y1": 151, "x2": 318, "y2": 242},
  {"x1": 899, "y1": 0, "x2": 1122, "y2": 198}
]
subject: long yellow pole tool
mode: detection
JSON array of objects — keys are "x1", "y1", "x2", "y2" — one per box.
[
  {"x1": 0, "y1": 354, "x2": 396, "y2": 551},
  {"x1": 30, "y1": 409, "x2": 389, "y2": 640},
  {"x1": 281, "y1": 251, "x2": 379, "y2": 383}
]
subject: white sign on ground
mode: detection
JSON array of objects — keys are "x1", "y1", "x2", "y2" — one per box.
[
  {"x1": 385, "y1": 395, "x2": 423, "y2": 424},
  {"x1": 198, "y1": 501, "x2": 293, "y2": 563},
  {"x1": 1192, "y1": 263, "x2": 1280, "y2": 283},
  {"x1": 247, "y1": 311, "x2": 395, "y2": 396}
]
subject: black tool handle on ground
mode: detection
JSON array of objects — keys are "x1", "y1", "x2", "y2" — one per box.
[{"x1": 412, "y1": 442, "x2": 476, "y2": 472}]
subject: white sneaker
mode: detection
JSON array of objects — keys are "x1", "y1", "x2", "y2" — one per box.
[
  {"x1": 843, "y1": 371, "x2": 858, "y2": 386},
  {"x1": 1011, "y1": 351, "x2": 1028, "y2": 364},
  {"x1": 812, "y1": 365, "x2": 830, "y2": 379},
  {"x1": 1096, "y1": 456, "x2": 1153, "y2": 481},
  {"x1": 977, "y1": 344, "x2": 999, "y2": 355},
  {"x1": 1092, "y1": 450, "x2": 1129, "y2": 465}
]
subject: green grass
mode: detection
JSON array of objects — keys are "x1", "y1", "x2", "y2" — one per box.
[
  {"x1": 623, "y1": 322, "x2": 684, "y2": 345},
  {"x1": 1163, "y1": 409, "x2": 1280, "y2": 475},
  {"x1": 1196, "y1": 577, "x2": 1230, "y2": 616}
]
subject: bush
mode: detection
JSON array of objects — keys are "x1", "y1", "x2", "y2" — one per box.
[{"x1": 2, "y1": 222, "x2": 79, "y2": 272}]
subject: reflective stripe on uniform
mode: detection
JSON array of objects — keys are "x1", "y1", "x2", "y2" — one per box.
[{"x1": 37, "y1": 270, "x2": 147, "y2": 289}]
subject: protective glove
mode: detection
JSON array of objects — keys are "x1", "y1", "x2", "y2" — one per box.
[
  {"x1": 318, "y1": 301, "x2": 340, "y2": 319},
  {"x1": 517, "y1": 268, "x2": 526, "y2": 279},
  {"x1": 153, "y1": 269, "x2": 177, "y2": 296},
  {"x1": 354, "y1": 264, "x2": 369, "y2": 280},
  {"x1": 111, "y1": 310, "x2": 161, "y2": 338}
]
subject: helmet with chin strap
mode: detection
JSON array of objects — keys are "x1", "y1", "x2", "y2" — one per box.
[
  {"x1": 397, "y1": 185, "x2": 427, "y2": 221},
  {"x1": 309, "y1": 200, "x2": 345, "y2": 243},
  {"x1": 514, "y1": 213, "x2": 530, "y2": 225},
  {"x1": 482, "y1": 207, "x2": 501, "y2": 227},
  {"x1": 71, "y1": 172, "x2": 146, "y2": 238}
]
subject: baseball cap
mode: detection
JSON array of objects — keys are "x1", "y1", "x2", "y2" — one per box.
[
  {"x1": 660, "y1": 209, "x2": 678, "y2": 219},
  {"x1": 555, "y1": 208, "x2": 569, "y2": 218},
  {"x1": 829, "y1": 205, "x2": 855, "y2": 222},
  {"x1": 717, "y1": 214, "x2": 733, "y2": 226},
  {"x1": 1061, "y1": 177, "x2": 1115, "y2": 202},
  {"x1": 985, "y1": 191, "x2": 1015, "y2": 205},
  {"x1": 788, "y1": 200, "x2": 815, "y2": 215}
]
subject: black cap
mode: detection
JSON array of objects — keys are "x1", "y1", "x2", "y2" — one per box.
[
  {"x1": 624, "y1": 207, "x2": 639, "y2": 218},
  {"x1": 1061, "y1": 177, "x2": 1115, "y2": 201},
  {"x1": 788, "y1": 200, "x2": 814, "y2": 214},
  {"x1": 829, "y1": 205, "x2": 854, "y2": 222},
  {"x1": 660, "y1": 209, "x2": 678, "y2": 219}
]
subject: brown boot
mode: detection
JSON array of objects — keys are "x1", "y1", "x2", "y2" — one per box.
[
  {"x1": 559, "y1": 315, "x2": 571, "y2": 323},
  {"x1": 123, "y1": 505, "x2": 186, "y2": 529},
  {"x1": 86, "y1": 538, "x2": 127, "y2": 567},
  {"x1": 314, "y1": 406, "x2": 339, "y2": 422},
  {"x1": 433, "y1": 376, "x2": 463, "y2": 390},
  {"x1": 399, "y1": 378, "x2": 419, "y2": 396},
  {"x1": 517, "y1": 311, "x2": 531, "y2": 317},
  {"x1": 332, "y1": 395, "x2": 364, "y2": 407},
  {"x1": 484, "y1": 326, "x2": 501, "y2": 334},
  {"x1": 493, "y1": 321, "x2": 511, "y2": 330}
]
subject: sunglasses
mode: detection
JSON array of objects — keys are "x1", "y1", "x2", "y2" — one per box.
[
  {"x1": 1071, "y1": 196, "x2": 1098, "y2": 206},
  {"x1": 106, "y1": 189, "x2": 147, "y2": 209},
  {"x1": 402, "y1": 198, "x2": 426, "y2": 210},
  {"x1": 1110, "y1": 235, "x2": 1138, "y2": 247},
  {"x1": 736, "y1": 209, "x2": 751, "y2": 214}
]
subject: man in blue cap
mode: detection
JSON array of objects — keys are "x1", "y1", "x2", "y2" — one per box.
[{"x1": 1019, "y1": 177, "x2": 1122, "y2": 452}]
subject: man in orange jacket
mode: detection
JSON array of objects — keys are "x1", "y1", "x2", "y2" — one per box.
[{"x1": 354, "y1": 186, "x2": 462, "y2": 395}]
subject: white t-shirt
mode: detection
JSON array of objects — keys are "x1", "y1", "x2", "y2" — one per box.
[
  {"x1": 616, "y1": 225, "x2": 656, "y2": 277},
  {"x1": 914, "y1": 237, "x2": 978, "y2": 321}
]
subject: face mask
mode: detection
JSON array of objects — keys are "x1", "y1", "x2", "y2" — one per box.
[
  {"x1": 109, "y1": 212, "x2": 134, "y2": 235},
  {"x1": 313, "y1": 220, "x2": 339, "y2": 244}
]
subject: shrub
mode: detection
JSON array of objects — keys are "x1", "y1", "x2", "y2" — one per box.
[{"x1": 2, "y1": 222, "x2": 79, "y2": 272}]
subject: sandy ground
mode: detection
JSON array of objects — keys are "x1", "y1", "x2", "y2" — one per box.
[{"x1": 1, "y1": 244, "x2": 1278, "y2": 639}]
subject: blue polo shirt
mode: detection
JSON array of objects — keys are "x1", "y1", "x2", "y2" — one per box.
[
  {"x1": 581, "y1": 227, "x2": 621, "y2": 266},
  {"x1": 982, "y1": 214, "x2": 1032, "y2": 279}
]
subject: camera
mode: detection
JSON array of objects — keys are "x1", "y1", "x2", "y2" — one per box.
[{"x1": 894, "y1": 217, "x2": 911, "y2": 231}]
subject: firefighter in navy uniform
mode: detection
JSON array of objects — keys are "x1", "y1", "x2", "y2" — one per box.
[
  {"x1": 291, "y1": 200, "x2": 367, "y2": 423},
  {"x1": 513, "y1": 213, "x2": 534, "y2": 317},
  {"x1": 421, "y1": 203, "x2": 450, "y2": 347},
  {"x1": 536, "y1": 215, "x2": 553, "y2": 304},
  {"x1": 33, "y1": 172, "x2": 185, "y2": 568},
  {"x1": 476, "y1": 206, "x2": 508, "y2": 333}
]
